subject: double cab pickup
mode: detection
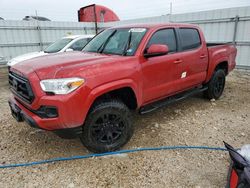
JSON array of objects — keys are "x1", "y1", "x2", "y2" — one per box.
[{"x1": 9, "y1": 24, "x2": 237, "y2": 153}]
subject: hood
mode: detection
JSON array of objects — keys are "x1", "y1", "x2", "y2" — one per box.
[
  {"x1": 8, "y1": 51, "x2": 47, "y2": 66},
  {"x1": 12, "y1": 51, "x2": 127, "y2": 80}
]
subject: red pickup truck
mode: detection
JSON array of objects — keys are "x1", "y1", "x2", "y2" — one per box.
[{"x1": 9, "y1": 24, "x2": 237, "y2": 153}]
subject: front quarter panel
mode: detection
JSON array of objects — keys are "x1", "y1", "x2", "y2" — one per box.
[
  {"x1": 79, "y1": 79, "x2": 140, "y2": 124},
  {"x1": 54, "y1": 56, "x2": 142, "y2": 126}
]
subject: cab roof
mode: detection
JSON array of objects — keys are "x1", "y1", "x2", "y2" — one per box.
[{"x1": 110, "y1": 23, "x2": 198, "y2": 29}]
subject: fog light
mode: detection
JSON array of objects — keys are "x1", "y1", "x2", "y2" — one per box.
[{"x1": 36, "y1": 106, "x2": 58, "y2": 118}]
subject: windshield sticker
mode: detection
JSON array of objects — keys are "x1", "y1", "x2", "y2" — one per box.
[
  {"x1": 129, "y1": 28, "x2": 146, "y2": 33},
  {"x1": 127, "y1": 49, "x2": 133, "y2": 53}
]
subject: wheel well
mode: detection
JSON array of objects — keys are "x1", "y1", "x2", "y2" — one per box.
[
  {"x1": 92, "y1": 87, "x2": 138, "y2": 110},
  {"x1": 216, "y1": 61, "x2": 228, "y2": 75}
]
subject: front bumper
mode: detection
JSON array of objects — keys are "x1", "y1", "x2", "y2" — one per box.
[
  {"x1": 9, "y1": 99, "x2": 39, "y2": 129},
  {"x1": 9, "y1": 96, "x2": 62, "y2": 130},
  {"x1": 8, "y1": 97, "x2": 83, "y2": 138},
  {"x1": 8, "y1": 79, "x2": 91, "y2": 130}
]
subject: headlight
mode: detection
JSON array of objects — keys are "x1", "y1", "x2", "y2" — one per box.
[{"x1": 40, "y1": 78, "x2": 85, "y2": 94}]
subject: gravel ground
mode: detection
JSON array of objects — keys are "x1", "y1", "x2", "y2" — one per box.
[{"x1": 0, "y1": 67, "x2": 249, "y2": 188}]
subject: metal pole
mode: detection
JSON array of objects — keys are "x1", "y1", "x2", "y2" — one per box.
[
  {"x1": 233, "y1": 15, "x2": 239, "y2": 45},
  {"x1": 93, "y1": 5, "x2": 98, "y2": 34},
  {"x1": 170, "y1": 2, "x2": 172, "y2": 14},
  {"x1": 35, "y1": 10, "x2": 43, "y2": 51},
  {"x1": 169, "y1": 2, "x2": 172, "y2": 22}
]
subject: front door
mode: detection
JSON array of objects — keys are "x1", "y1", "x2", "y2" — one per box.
[{"x1": 141, "y1": 28, "x2": 182, "y2": 103}]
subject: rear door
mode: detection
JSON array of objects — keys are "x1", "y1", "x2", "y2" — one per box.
[
  {"x1": 177, "y1": 28, "x2": 208, "y2": 90},
  {"x1": 141, "y1": 28, "x2": 183, "y2": 103}
]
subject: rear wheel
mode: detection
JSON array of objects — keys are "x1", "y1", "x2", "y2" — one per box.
[
  {"x1": 80, "y1": 99, "x2": 133, "y2": 153},
  {"x1": 204, "y1": 69, "x2": 226, "y2": 100}
]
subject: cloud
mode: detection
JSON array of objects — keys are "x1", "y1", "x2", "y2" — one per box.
[{"x1": 0, "y1": 0, "x2": 249, "y2": 21}]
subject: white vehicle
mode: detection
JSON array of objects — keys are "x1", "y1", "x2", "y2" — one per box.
[
  {"x1": 0, "y1": 55, "x2": 6, "y2": 64},
  {"x1": 7, "y1": 35, "x2": 94, "y2": 67}
]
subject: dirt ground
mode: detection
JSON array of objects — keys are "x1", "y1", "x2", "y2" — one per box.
[{"x1": 0, "y1": 67, "x2": 249, "y2": 188}]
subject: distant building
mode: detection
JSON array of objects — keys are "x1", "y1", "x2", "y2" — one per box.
[
  {"x1": 78, "y1": 4, "x2": 120, "y2": 22},
  {"x1": 23, "y1": 16, "x2": 51, "y2": 21}
]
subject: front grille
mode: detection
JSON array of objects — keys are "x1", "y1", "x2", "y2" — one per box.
[{"x1": 9, "y1": 71, "x2": 35, "y2": 104}]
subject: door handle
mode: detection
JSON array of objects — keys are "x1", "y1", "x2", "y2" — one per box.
[
  {"x1": 174, "y1": 59, "x2": 183, "y2": 64},
  {"x1": 200, "y1": 54, "x2": 207, "y2": 59}
]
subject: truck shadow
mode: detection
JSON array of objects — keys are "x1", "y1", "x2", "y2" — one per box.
[{"x1": 16, "y1": 93, "x2": 210, "y2": 158}]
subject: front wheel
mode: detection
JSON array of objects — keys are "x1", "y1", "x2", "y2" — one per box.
[
  {"x1": 80, "y1": 99, "x2": 133, "y2": 153},
  {"x1": 204, "y1": 69, "x2": 226, "y2": 100}
]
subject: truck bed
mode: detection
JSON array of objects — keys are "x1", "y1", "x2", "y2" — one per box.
[{"x1": 206, "y1": 42, "x2": 237, "y2": 77}]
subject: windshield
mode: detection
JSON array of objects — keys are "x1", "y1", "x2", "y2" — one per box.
[
  {"x1": 44, "y1": 38, "x2": 73, "y2": 53},
  {"x1": 83, "y1": 28, "x2": 147, "y2": 56}
]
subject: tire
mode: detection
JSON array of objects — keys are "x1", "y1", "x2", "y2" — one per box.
[
  {"x1": 80, "y1": 99, "x2": 133, "y2": 153},
  {"x1": 204, "y1": 69, "x2": 226, "y2": 100}
]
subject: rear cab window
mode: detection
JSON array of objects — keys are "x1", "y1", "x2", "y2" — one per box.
[
  {"x1": 146, "y1": 29, "x2": 177, "y2": 53},
  {"x1": 179, "y1": 28, "x2": 201, "y2": 51}
]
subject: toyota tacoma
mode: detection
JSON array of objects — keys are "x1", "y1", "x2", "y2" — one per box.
[{"x1": 8, "y1": 24, "x2": 237, "y2": 153}]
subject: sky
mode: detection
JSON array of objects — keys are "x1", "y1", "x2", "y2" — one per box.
[{"x1": 0, "y1": 0, "x2": 250, "y2": 22}]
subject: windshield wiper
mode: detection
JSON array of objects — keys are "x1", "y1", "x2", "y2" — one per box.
[
  {"x1": 97, "y1": 30, "x2": 117, "y2": 53},
  {"x1": 122, "y1": 31, "x2": 132, "y2": 56}
]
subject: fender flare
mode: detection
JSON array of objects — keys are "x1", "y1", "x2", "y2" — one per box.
[
  {"x1": 205, "y1": 57, "x2": 229, "y2": 83},
  {"x1": 81, "y1": 79, "x2": 141, "y2": 123}
]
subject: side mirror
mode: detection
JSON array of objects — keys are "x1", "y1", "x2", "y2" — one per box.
[
  {"x1": 144, "y1": 44, "x2": 169, "y2": 58},
  {"x1": 65, "y1": 48, "x2": 74, "y2": 52}
]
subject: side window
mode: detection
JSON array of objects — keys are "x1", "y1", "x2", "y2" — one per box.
[
  {"x1": 147, "y1": 29, "x2": 177, "y2": 53},
  {"x1": 179, "y1": 28, "x2": 201, "y2": 51},
  {"x1": 70, "y1": 38, "x2": 90, "y2": 51}
]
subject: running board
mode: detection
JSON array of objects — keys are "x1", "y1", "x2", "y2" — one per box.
[{"x1": 139, "y1": 86, "x2": 208, "y2": 115}]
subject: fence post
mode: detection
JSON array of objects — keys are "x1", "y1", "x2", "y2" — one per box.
[
  {"x1": 233, "y1": 15, "x2": 239, "y2": 45},
  {"x1": 35, "y1": 11, "x2": 43, "y2": 51},
  {"x1": 37, "y1": 25, "x2": 43, "y2": 51}
]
